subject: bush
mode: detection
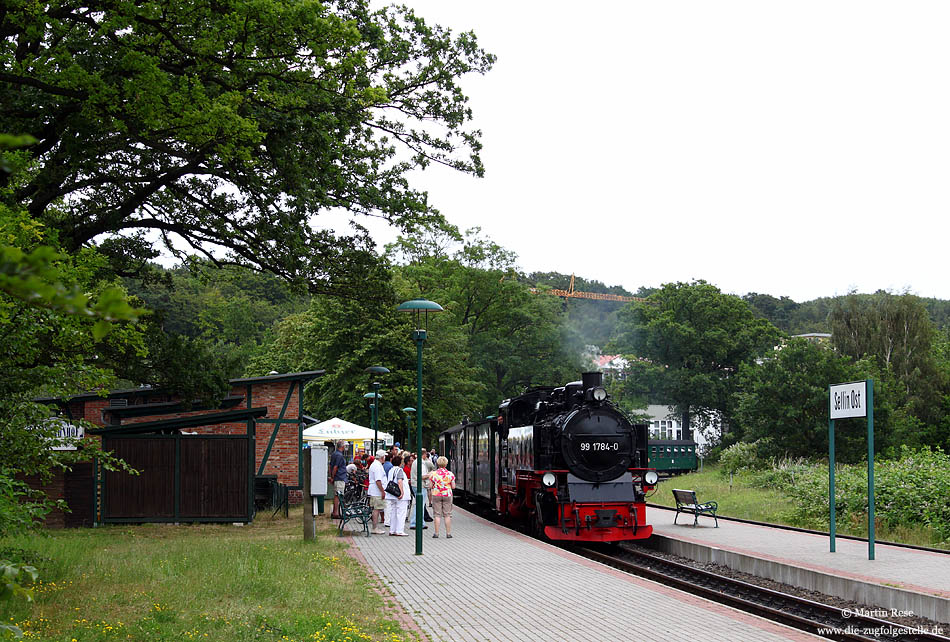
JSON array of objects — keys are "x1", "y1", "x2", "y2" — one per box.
[
  {"x1": 748, "y1": 447, "x2": 950, "y2": 540},
  {"x1": 719, "y1": 440, "x2": 768, "y2": 475},
  {"x1": 874, "y1": 446, "x2": 950, "y2": 536}
]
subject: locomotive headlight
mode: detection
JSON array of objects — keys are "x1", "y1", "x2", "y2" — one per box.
[
  {"x1": 542, "y1": 472, "x2": 556, "y2": 487},
  {"x1": 644, "y1": 470, "x2": 659, "y2": 485},
  {"x1": 592, "y1": 386, "x2": 607, "y2": 402}
]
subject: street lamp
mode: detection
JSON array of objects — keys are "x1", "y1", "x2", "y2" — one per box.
[
  {"x1": 402, "y1": 407, "x2": 416, "y2": 450},
  {"x1": 365, "y1": 401, "x2": 376, "y2": 447},
  {"x1": 363, "y1": 392, "x2": 384, "y2": 452},
  {"x1": 364, "y1": 366, "x2": 390, "y2": 451},
  {"x1": 398, "y1": 298, "x2": 443, "y2": 555}
]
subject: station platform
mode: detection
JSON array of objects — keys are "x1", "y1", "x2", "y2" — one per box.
[
  {"x1": 348, "y1": 506, "x2": 821, "y2": 642},
  {"x1": 646, "y1": 505, "x2": 950, "y2": 625}
]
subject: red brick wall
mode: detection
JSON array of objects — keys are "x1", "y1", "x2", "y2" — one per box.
[{"x1": 82, "y1": 399, "x2": 109, "y2": 426}]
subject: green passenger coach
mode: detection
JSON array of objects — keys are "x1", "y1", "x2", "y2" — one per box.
[{"x1": 647, "y1": 439, "x2": 698, "y2": 475}]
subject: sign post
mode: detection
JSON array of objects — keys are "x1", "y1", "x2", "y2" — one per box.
[{"x1": 828, "y1": 379, "x2": 875, "y2": 560}]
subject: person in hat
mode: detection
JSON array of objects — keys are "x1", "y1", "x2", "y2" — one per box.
[{"x1": 367, "y1": 449, "x2": 388, "y2": 534}]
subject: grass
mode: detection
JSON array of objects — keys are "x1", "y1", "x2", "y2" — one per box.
[
  {"x1": 0, "y1": 509, "x2": 419, "y2": 642},
  {"x1": 650, "y1": 465, "x2": 798, "y2": 525},
  {"x1": 651, "y1": 464, "x2": 949, "y2": 549}
]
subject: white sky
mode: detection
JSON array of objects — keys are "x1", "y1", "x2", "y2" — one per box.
[{"x1": 365, "y1": 1, "x2": 950, "y2": 303}]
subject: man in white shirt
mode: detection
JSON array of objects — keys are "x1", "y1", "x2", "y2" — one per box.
[
  {"x1": 367, "y1": 449, "x2": 388, "y2": 534},
  {"x1": 409, "y1": 448, "x2": 436, "y2": 530}
]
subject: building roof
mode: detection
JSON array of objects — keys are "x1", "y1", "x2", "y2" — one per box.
[
  {"x1": 89, "y1": 407, "x2": 269, "y2": 436},
  {"x1": 37, "y1": 370, "x2": 325, "y2": 405},
  {"x1": 230, "y1": 370, "x2": 325, "y2": 385}
]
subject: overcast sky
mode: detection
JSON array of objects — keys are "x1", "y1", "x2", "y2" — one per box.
[{"x1": 365, "y1": 1, "x2": 950, "y2": 303}]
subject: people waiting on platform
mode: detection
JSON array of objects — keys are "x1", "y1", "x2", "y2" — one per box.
[
  {"x1": 367, "y1": 449, "x2": 388, "y2": 534},
  {"x1": 385, "y1": 454, "x2": 410, "y2": 536},
  {"x1": 329, "y1": 440, "x2": 348, "y2": 519},
  {"x1": 409, "y1": 448, "x2": 434, "y2": 530},
  {"x1": 428, "y1": 456, "x2": 456, "y2": 539}
]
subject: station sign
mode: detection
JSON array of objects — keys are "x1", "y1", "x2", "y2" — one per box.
[
  {"x1": 828, "y1": 379, "x2": 875, "y2": 560},
  {"x1": 829, "y1": 380, "x2": 867, "y2": 419}
]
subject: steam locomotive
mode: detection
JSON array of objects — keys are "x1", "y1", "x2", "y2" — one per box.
[{"x1": 439, "y1": 372, "x2": 657, "y2": 542}]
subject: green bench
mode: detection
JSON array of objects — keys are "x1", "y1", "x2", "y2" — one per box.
[
  {"x1": 672, "y1": 488, "x2": 718, "y2": 528},
  {"x1": 336, "y1": 491, "x2": 373, "y2": 537}
]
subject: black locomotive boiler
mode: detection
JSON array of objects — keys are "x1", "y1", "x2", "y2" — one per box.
[{"x1": 440, "y1": 372, "x2": 657, "y2": 542}]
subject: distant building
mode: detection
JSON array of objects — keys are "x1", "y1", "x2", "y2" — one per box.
[
  {"x1": 582, "y1": 345, "x2": 630, "y2": 378},
  {"x1": 592, "y1": 354, "x2": 629, "y2": 376},
  {"x1": 642, "y1": 404, "x2": 721, "y2": 455},
  {"x1": 792, "y1": 333, "x2": 832, "y2": 344}
]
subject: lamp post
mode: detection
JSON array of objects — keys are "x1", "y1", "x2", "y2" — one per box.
[
  {"x1": 398, "y1": 298, "x2": 443, "y2": 555},
  {"x1": 402, "y1": 407, "x2": 416, "y2": 450},
  {"x1": 363, "y1": 392, "x2": 383, "y2": 452},
  {"x1": 364, "y1": 366, "x2": 390, "y2": 451},
  {"x1": 365, "y1": 402, "x2": 375, "y2": 449}
]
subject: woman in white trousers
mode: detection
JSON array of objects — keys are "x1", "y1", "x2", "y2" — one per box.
[{"x1": 385, "y1": 454, "x2": 410, "y2": 536}]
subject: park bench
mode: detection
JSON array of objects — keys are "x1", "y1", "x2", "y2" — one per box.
[
  {"x1": 336, "y1": 490, "x2": 373, "y2": 537},
  {"x1": 672, "y1": 488, "x2": 719, "y2": 528}
]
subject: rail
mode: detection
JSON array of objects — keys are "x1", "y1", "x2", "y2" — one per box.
[
  {"x1": 646, "y1": 503, "x2": 950, "y2": 555},
  {"x1": 576, "y1": 545, "x2": 948, "y2": 642}
]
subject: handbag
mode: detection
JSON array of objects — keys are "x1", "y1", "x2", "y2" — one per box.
[
  {"x1": 423, "y1": 506, "x2": 433, "y2": 522},
  {"x1": 385, "y1": 469, "x2": 402, "y2": 498},
  {"x1": 385, "y1": 480, "x2": 402, "y2": 498}
]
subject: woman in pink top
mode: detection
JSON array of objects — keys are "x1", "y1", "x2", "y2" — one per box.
[{"x1": 427, "y1": 456, "x2": 456, "y2": 538}]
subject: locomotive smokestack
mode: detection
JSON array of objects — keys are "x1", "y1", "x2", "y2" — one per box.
[{"x1": 582, "y1": 371, "x2": 603, "y2": 392}]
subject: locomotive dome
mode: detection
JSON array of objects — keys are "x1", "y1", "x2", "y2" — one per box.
[{"x1": 559, "y1": 406, "x2": 634, "y2": 483}]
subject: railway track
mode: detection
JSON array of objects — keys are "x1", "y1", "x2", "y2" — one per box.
[
  {"x1": 575, "y1": 544, "x2": 950, "y2": 642},
  {"x1": 645, "y1": 502, "x2": 950, "y2": 555}
]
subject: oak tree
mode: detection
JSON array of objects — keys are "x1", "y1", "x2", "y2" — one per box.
[{"x1": 1, "y1": 0, "x2": 494, "y2": 293}]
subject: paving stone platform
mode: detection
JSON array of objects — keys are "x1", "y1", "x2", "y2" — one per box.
[
  {"x1": 647, "y1": 505, "x2": 950, "y2": 624},
  {"x1": 348, "y1": 506, "x2": 820, "y2": 642}
]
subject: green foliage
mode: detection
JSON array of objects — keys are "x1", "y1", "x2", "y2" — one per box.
[
  {"x1": 611, "y1": 280, "x2": 783, "y2": 435},
  {"x1": 718, "y1": 440, "x2": 768, "y2": 475},
  {"x1": 831, "y1": 292, "x2": 941, "y2": 403},
  {"x1": 0, "y1": 142, "x2": 144, "y2": 538},
  {"x1": 2, "y1": 0, "x2": 494, "y2": 295},
  {"x1": 389, "y1": 226, "x2": 584, "y2": 414},
  {"x1": 750, "y1": 448, "x2": 950, "y2": 542},
  {"x1": 0, "y1": 558, "x2": 37, "y2": 639},
  {"x1": 735, "y1": 338, "x2": 868, "y2": 461},
  {"x1": 248, "y1": 226, "x2": 589, "y2": 441},
  {"x1": 742, "y1": 292, "x2": 801, "y2": 334},
  {"x1": 743, "y1": 293, "x2": 837, "y2": 335},
  {"x1": 0, "y1": 470, "x2": 59, "y2": 540},
  {"x1": 246, "y1": 285, "x2": 482, "y2": 446}
]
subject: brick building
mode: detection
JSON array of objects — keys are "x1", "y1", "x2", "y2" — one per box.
[{"x1": 39, "y1": 370, "x2": 322, "y2": 526}]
